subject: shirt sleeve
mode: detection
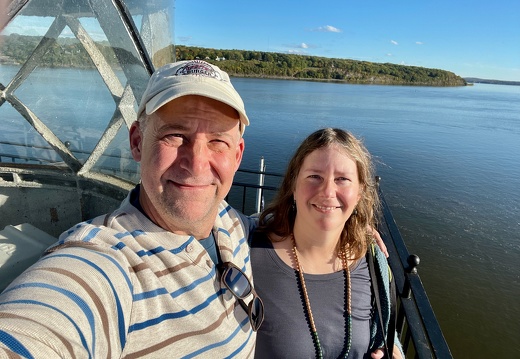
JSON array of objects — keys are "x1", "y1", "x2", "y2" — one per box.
[
  {"x1": 0, "y1": 236, "x2": 133, "y2": 358},
  {"x1": 236, "y1": 212, "x2": 258, "y2": 246}
]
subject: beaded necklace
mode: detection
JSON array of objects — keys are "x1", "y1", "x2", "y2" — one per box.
[{"x1": 291, "y1": 235, "x2": 352, "y2": 359}]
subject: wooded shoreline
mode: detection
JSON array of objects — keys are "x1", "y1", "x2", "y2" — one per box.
[
  {"x1": 173, "y1": 45, "x2": 467, "y2": 87},
  {"x1": 1, "y1": 34, "x2": 469, "y2": 86}
]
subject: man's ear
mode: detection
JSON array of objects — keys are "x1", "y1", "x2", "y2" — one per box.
[
  {"x1": 129, "y1": 121, "x2": 143, "y2": 162},
  {"x1": 234, "y1": 137, "x2": 245, "y2": 171}
]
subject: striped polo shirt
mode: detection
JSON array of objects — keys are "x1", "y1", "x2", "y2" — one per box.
[{"x1": 0, "y1": 189, "x2": 256, "y2": 358}]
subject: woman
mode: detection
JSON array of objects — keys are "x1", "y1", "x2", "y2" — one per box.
[{"x1": 251, "y1": 128, "x2": 403, "y2": 358}]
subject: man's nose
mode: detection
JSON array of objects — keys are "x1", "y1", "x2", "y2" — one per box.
[{"x1": 180, "y1": 140, "x2": 209, "y2": 175}]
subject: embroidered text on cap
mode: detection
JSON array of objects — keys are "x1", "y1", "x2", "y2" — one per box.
[{"x1": 175, "y1": 60, "x2": 223, "y2": 81}]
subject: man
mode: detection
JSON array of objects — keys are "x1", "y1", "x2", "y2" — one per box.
[{"x1": 0, "y1": 60, "x2": 258, "y2": 358}]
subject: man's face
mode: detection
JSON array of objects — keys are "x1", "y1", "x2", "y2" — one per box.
[{"x1": 130, "y1": 95, "x2": 244, "y2": 238}]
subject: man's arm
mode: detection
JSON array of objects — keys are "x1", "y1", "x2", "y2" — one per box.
[
  {"x1": 0, "y1": 243, "x2": 132, "y2": 357},
  {"x1": 238, "y1": 212, "x2": 258, "y2": 246},
  {"x1": 370, "y1": 226, "x2": 389, "y2": 257}
]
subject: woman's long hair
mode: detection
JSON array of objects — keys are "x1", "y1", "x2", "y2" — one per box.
[{"x1": 258, "y1": 128, "x2": 380, "y2": 260}]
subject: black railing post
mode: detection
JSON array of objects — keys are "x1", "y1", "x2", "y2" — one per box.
[{"x1": 403, "y1": 254, "x2": 420, "y2": 298}]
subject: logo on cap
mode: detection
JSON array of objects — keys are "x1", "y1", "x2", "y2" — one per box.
[{"x1": 175, "y1": 60, "x2": 223, "y2": 81}]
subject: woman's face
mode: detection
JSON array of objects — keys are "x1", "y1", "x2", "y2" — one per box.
[{"x1": 293, "y1": 145, "x2": 362, "y2": 234}]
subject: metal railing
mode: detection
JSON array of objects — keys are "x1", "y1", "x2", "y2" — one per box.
[{"x1": 226, "y1": 158, "x2": 283, "y2": 214}]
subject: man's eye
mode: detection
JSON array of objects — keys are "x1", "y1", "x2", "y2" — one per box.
[
  {"x1": 162, "y1": 134, "x2": 184, "y2": 144},
  {"x1": 164, "y1": 133, "x2": 183, "y2": 139},
  {"x1": 210, "y1": 139, "x2": 230, "y2": 147}
]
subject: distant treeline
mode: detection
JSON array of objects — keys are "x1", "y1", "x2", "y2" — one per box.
[
  {"x1": 0, "y1": 34, "x2": 466, "y2": 86},
  {"x1": 0, "y1": 34, "x2": 119, "y2": 69},
  {"x1": 464, "y1": 77, "x2": 520, "y2": 86},
  {"x1": 174, "y1": 45, "x2": 467, "y2": 87}
]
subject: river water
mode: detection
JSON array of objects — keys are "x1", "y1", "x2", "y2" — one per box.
[
  {"x1": 1, "y1": 66, "x2": 519, "y2": 358},
  {"x1": 232, "y1": 78, "x2": 520, "y2": 359}
]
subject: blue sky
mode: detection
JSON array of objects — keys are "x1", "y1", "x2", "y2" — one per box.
[{"x1": 175, "y1": 0, "x2": 520, "y2": 81}]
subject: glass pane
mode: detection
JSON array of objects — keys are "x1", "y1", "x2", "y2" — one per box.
[
  {"x1": 0, "y1": 101, "x2": 61, "y2": 165},
  {"x1": 92, "y1": 123, "x2": 140, "y2": 183},
  {"x1": 126, "y1": 0, "x2": 175, "y2": 67},
  {"x1": 15, "y1": 67, "x2": 118, "y2": 158},
  {"x1": 0, "y1": 0, "x2": 168, "y2": 186}
]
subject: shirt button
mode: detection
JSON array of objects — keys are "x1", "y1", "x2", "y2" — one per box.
[{"x1": 186, "y1": 244, "x2": 194, "y2": 253}]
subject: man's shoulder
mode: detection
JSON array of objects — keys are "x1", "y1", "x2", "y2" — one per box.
[
  {"x1": 55, "y1": 198, "x2": 143, "y2": 247},
  {"x1": 217, "y1": 201, "x2": 256, "y2": 229},
  {"x1": 56, "y1": 215, "x2": 119, "y2": 244}
]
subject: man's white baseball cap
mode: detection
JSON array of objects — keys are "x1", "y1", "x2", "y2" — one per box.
[{"x1": 137, "y1": 60, "x2": 249, "y2": 134}]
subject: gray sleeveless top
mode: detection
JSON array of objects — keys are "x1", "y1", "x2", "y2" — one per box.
[{"x1": 251, "y1": 233, "x2": 372, "y2": 359}]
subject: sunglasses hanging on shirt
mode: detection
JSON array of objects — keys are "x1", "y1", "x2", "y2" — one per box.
[{"x1": 220, "y1": 262, "x2": 265, "y2": 331}]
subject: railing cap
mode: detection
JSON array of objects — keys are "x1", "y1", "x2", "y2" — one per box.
[{"x1": 407, "y1": 254, "x2": 420, "y2": 274}]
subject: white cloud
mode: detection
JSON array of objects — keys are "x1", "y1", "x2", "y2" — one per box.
[
  {"x1": 287, "y1": 49, "x2": 306, "y2": 54},
  {"x1": 313, "y1": 25, "x2": 342, "y2": 33},
  {"x1": 178, "y1": 36, "x2": 192, "y2": 43},
  {"x1": 386, "y1": 53, "x2": 393, "y2": 57},
  {"x1": 285, "y1": 42, "x2": 315, "y2": 50},
  {"x1": 391, "y1": 40, "x2": 398, "y2": 45},
  {"x1": 416, "y1": 41, "x2": 424, "y2": 45}
]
